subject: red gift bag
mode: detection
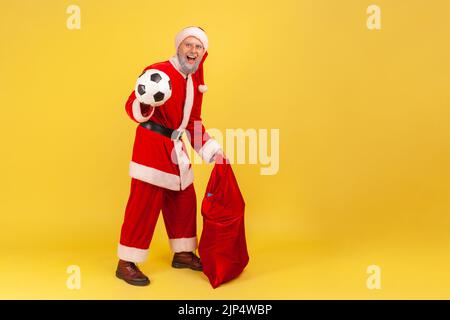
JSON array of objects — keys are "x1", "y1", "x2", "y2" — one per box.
[{"x1": 198, "y1": 156, "x2": 249, "y2": 288}]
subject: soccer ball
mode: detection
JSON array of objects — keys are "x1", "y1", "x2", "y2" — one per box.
[{"x1": 134, "y1": 69, "x2": 172, "y2": 107}]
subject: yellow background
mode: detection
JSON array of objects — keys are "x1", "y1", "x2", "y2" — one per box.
[{"x1": 1, "y1": 0, "x2": 449, "y2": 299}]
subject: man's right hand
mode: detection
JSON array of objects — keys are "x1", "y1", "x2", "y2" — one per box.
[{"x1": 140, "y1": 103, "x2": 153, "y2": 117}]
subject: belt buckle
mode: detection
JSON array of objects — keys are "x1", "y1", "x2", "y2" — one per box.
[{"x1": 171, "y1": 129, "x2": 183, "y2": 141}]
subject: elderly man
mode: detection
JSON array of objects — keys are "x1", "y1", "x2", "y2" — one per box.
[{"x1": 116, "y1": 26, "x2": 223, "y2": 286}]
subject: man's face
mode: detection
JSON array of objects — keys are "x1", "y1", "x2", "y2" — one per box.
[{"x1": 177, "y1": 36, "x2": 205, "y2": 75}]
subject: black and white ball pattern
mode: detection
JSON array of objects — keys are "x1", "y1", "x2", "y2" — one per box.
[{"x1": 135, "y1": 69, "x2": 172, "y2": 107}]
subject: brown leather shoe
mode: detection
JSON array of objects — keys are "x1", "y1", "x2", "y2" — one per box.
[
  {"x1": 116, "y1": 259, "x2": 150, "y2": 286},
  {"x1": 172, "y1": 251, "x2": 203, "y2": 271}
]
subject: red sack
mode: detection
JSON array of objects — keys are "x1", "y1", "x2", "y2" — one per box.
[{"x1": 198, "y1": 156, "x2": 249, "y2": 288}]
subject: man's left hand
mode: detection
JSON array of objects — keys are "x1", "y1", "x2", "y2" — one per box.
[{"x1": 211, "y1": 149, "x2": 225, "y2": 163}]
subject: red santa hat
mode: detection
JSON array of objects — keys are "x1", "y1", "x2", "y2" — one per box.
[
  {"x1": 195, "y1": 51, "x2": 208, "y2": 93},
  {"x1": 175, "y1": 26, "x2": 209, "y2": 51}
]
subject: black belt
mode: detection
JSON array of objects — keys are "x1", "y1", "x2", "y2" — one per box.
[{"x1": 140, "y1": 120, "x2": 183, "y2": 140}]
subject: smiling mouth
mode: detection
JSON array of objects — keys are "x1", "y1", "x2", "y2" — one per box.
[{"x1": 186, "y1": 56, "x2": 196, "y2": 64}]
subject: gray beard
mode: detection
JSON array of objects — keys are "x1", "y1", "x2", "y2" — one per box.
[{"x1": 177, "y1": 51, "x2": 201, "y2": 75}]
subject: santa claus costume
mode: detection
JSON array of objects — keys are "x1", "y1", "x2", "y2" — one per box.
[{"x1": 118, "y1": 27, "x2": 222, "y2": 263}]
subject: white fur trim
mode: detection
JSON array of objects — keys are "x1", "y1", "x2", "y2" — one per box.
[
  {"x1": 168, "y1": 56, "x2": 195, "y2": 132},
  {"x1": 173, "y1": 140, "x2": 195, "y2": 190},
  {"x1": 198, "y1": 84, "x2": 208, "y2": 93},
  {"x1": 129, "y1": 161, "x2": 180, "y2": 190},
  {"x1": 132, "y1": 99, "x2": 153, "y2": 123},
  {"x1": 169, "y1": 237, "x2": 198, "y2": 253},
  {"x1": 178, "y1": 74, "x2": 194, "y2": 130},
  {"x1": 129, "y1": 161, "x2": 194, "y2": 191},
  {"x1": 181, "y1": 167, "x2": 194, "y2": 190},
  {"x1": 198, "y1": 139, "x2": 222, "y2": 163},
  {"x1": 118, "y1": 244, "x2": 149, "y2": 263},
  {"x1": 175, "y1": 27, "x2": 208, "y2": 50}
]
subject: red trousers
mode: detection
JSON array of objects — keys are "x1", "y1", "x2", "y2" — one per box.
[{"x1": 118, "y1": 178, "x2": 197, "y2": 263}]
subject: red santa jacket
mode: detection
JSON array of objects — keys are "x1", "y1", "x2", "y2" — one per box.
[{"x1": 125, "y1": 52, "x2": 221, "y2": 191}]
